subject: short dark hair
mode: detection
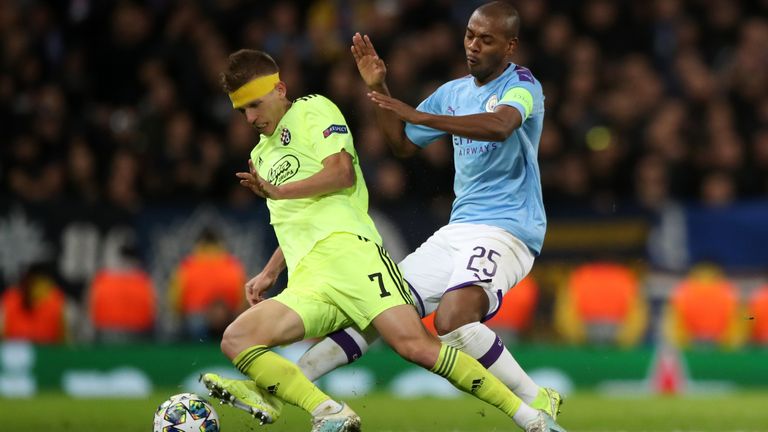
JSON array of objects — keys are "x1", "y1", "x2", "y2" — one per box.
[
  {"x1": 476, "y1": 1, "x2": 520, "y2": 39},
  {"x1": 220, "y1": 49, "x2": 279, "y2": 93}
]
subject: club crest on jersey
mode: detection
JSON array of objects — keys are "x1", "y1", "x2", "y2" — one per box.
[
  {"x1": 323, "y1": 124, "x2": 348, "y2": 138},
  {"x1": 485, "y1": 94, "x2": 498, "y2": 112},
  {"x1": 280, "y1": 127, "x2": 291, "y2": 145},
  {"x1": 268, "y1": 154, "x2": 300, "y2": 185}
]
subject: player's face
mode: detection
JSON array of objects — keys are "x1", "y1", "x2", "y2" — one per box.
[
  {"x1": 239, "y1": 82, "x2": 288, "y2": 136},
  {"x1": 464, "y1": 12, "x2": 517, "y2": 83}
]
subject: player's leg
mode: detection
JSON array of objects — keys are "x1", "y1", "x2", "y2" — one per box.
[
  {"x1": 425, "y1": 224, "x2": 560, "y2": 417},
  {"x1": 295, "y1": 231, "x2": 450, "y2": 380},
  {"x1": 434, "y1": 286, "x2": 541, "y2": 396},
  {"x1": 205, "y1": 298, "x2": 354, "y2": 428},
  {"x1": 372, "y1": 303, "x2": 562, "y2": 431},
  {"x1": 293, "y1": 224, "x2": 560, "y2": 418},
  {"x1": 297, "y1": 325, "x2": 380, "y2": 381},
  {"x1": 433, "y1": 287, "x2": 560, "y2": 417},
  {"x1": 329, "y1": 235, "x2": 560, "y2": 431}
]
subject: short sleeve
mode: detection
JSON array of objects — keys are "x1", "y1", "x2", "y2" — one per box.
[
  {"x1": 499, "y1": 87, "x2": 534, "y2": 120},
  {"x1": 497, "y1": 70, "x2": 538, "y2": 121},
  {"x1": 304, "y1": 96, "x2": 356, "y2": 161},
  {"x1": 404, "y1": 89, "x2": 448, "y2": 148}
]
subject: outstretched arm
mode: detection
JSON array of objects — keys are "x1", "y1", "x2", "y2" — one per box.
[
  {"x1": 368, "y1": 91, "x2": 524, "y2": 142},
  {"x1": 351, "y1": 33, "x2": 420, "y2": 158}
]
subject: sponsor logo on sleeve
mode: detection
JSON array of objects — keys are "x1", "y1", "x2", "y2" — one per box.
[{"x1": 322, "y1": 124, "x2": 348, "y2": 138}]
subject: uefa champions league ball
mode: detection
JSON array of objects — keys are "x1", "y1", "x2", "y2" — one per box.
[{"x1": 153, "y1": 393, "x2": 220, "y2": 432}]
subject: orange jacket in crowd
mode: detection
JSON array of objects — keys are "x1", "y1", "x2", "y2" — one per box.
[
  {"x1": 1, "y1": 278, "x2": 66, "y2": 343},
  {"x1": 88, "y1": 268, "x2": 155, "y2": 333},
  {"x1": 555, "y1": 262, "x2": 648, "y2": 347},
  {"x1": 170, "y1": 245, "x2": 245, "y2": 315},
  {"x1": 663, "y1": 266, "x2": 746, "y2": 349},
  {"x1": 748, "y1": 285, "x2": 768, "y2": 344}
]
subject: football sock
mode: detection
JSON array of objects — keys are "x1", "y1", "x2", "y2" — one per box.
[
  {"x1": 233, "y1": 345, "x2": 332, "y2": 414},
  {"x1": 439, "y1": 322, "x2": 540, "y2": 403},
  {"x1": 298, "y1": 327, "x2": 373, "y2": 381},
  {"x1": 430, "y1": 344, "x2": 538, "y2": 427}
]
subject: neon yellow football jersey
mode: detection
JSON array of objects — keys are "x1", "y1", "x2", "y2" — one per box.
[{"x1": 250, "y1": 94, "x2": 382, "y2": 273}]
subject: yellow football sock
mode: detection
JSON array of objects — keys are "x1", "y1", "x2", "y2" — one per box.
[
  {"x1": 233, "y1": 345, "x2": 330, "y2": 413},
  {"x1": 431, "y1": 344, "x2": 522, "y2": 417}
]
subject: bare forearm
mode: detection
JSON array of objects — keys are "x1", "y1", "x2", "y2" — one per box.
[
  {"x1": 278, "y1": 166, "x2": 354, "y2": 199},
  {"x1": 262, "y1": 247, "x2": 286, "y2": 278},
  {"x1": 414, "y1": 112, "x2": 516, "y2": 142},
  {"x1": 280, "y1": 157, "x2": 355, "y2": 199},
  {"x1": 370, "y1": 83, "x2": 416, "y2": 158}
]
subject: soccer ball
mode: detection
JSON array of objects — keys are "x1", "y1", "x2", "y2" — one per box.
[{"x1": 153, "y1": 393, "x2": 220, "y2": 432}]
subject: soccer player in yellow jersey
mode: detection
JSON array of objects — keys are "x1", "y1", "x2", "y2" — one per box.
[{"x1": 201, "y1": 49, "x2": 564, "y2": 432}]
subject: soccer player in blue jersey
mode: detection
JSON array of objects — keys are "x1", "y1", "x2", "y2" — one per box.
[{"x1": 280, "y1": 1, "x2": 565, "y2": 423}]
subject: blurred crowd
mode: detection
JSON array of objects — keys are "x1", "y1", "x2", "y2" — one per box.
[
  {"x1": 1, "y1": 0, "x2": 767, "y2": 221},
  {"x1": 5, "y1": 249, "x2": 768, "y2": 348},
  {"x1": 1, "y1": 0, "x2": 768, "y2": 344}
]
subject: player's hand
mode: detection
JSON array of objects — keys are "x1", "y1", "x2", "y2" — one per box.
[
  {"x1": 367, "y1": 91, "x2": 427, "y2": 124},
  {"x1": 236, "y1": 159, "x2": 284, "y2": 199},
  {"x1": 244, "y1": 271, "x2": 277, "y2": 305},
  {"x1": 351, "y1": 33, "x2": 386, "y2": 88}
]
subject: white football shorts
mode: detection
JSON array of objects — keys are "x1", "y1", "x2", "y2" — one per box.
[{"x1": 399, "y1": 223, "x2": 535, "y2": 321}]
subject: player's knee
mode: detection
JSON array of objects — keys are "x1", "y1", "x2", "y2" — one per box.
[
  {"x1": 434, "y1": 312, "x2": 475, "y2": 336},
  {"x1": 220, "y1": 323, "x2": 241, "y2": 360},
  {"x1": 434, "y1": 289, "x2": 488, "y2": 335},
  {"x1": 220, "y1": 320, "x2": 271, "y2": 359}
]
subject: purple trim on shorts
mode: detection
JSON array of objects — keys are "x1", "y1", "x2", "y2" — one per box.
[
  {"x1": 444, "y1": 279, "x2": 491, "y2": 293},
  {"x1": 477, "y1": 335, "x2": 505, "y2": 368},
  {"x1": 481, "y1": 290, "x2": 504, "y2": 323},
  {"x1": 328, "y1": 329, "x2": 363, "y2": 363},
  {"x1": 407, "y1": 280, "x2": 426, "y2": 318}
]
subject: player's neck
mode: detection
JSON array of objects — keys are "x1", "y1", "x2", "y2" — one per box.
[
  {"x1": 474, "y1": 63, "x2": 511, "y2": 86},
  {"x1": 273, "y1": 100, "x2": 293, "y2": 126},
  {"x1": 281, "y1": 100, "x2": 293, "y2": 116}
]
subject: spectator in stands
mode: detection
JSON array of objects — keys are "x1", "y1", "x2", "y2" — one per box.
[
  {"x1": 170, "y1": 228, "x2": 245, "y2": 341},
  {"x1": 554, "y1": 262, "x2": 648, "y2": 347},
  {"x1": 86, "y1": 245, "x2": 155, "y2": 343},
  {"x1": 663, "y1": 264, "x2": 747, "y2": 349},
  {"x1": 64, "y1": 135, "x2": 101, "y2": 205},
  {"x1": 747, "y1": 284, "x2": 768, "y2": 345},
  {"x1": 0, "y1": 0, "x2": 764, "y2": 215},
  {"x1": 0, "y1": 263, "x2": 68, "y2": 344}
]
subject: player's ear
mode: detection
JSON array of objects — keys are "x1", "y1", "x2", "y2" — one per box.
[
  {"x1": 506, "y1": 37, "x2": 519, "y2": 57},
  {"x1": 275, "y1": 81, "x2": 287, "y2": 98}
]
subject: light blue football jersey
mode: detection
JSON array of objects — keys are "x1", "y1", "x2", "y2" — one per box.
[{"x1": 405, "y1": 63, "x2": 546, "y2": 254}]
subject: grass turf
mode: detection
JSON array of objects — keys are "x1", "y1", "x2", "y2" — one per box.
[{"x1": 6, "y1": 391, "x2": 768, "y2": 431}]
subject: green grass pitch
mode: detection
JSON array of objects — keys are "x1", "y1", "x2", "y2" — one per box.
[{"x1": 6, "y1": 391, "x2": 768, "y2": 431}]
